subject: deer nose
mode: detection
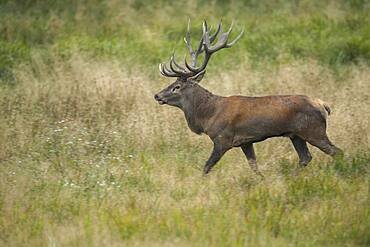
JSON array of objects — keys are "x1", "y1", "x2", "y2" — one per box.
[{"x1": 154, "y1": 94, "x2": 160, "y2": 100}]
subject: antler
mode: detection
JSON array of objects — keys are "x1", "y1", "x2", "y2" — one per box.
[
  {"x1": 159, "y1": 20, "x2": 244, "y2": 79},
  {"x1": 184, "y1": 19, "x2": 221, "y2": 67}
]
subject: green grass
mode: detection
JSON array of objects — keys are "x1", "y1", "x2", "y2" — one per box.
[
  {"x1": 0, "y1": 0, "x2": 369, "y2": 246},
  {"x1": 1, "y1": 0, "x2": 370, "y2": 80},
  {"x1": 1, "y1": 144, "x2": 369, "y2": 246}
]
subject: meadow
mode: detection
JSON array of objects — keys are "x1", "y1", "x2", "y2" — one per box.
[{"x1": 0, "y1": 0, "x2": 369, "y2": 246}]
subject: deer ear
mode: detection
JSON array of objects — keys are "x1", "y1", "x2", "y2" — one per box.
[{"x1": 189, "y1": 70, "x2": 206, "y2": 83}]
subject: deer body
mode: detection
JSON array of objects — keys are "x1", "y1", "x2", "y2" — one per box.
[
  {"x1": 155, "y1": 20, "x2": 342, "y2": 175},
  {"x1": 180, "y1": 85, "x2": 321, "y2": 140}
]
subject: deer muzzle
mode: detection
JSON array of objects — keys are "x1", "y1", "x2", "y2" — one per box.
[{"x1": 154, "y1": 94, "x2": 166, "y2": 105}]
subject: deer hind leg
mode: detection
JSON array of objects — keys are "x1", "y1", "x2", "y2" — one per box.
[
  {"x1": 241, "y1": 143, "x2": 263, "y2": 177},
  {"x1": 301, "y1": 131, "x2": 343, "y2": 158},
  {"x1": 290, "y1": 136, "x2": 312, "y2": 166},
  {"x1": 307, "y1": 136, "x2": 343, "y2": 157}
]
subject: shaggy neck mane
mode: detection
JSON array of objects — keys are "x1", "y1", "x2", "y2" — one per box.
[{"x1": 181, "y1": 84, "x2": 219, "y2": 135}]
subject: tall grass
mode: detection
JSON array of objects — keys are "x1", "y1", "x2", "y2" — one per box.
[{"x1": 0, "y1": 0, "x2": 369, "y2": 246}]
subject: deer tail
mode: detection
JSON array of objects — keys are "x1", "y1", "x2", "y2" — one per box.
[
  {"x1": 323, "y1": 102, "x2": 331, "y2": 115},
  {"x1": 314, "y1": 99, "x2": 331, "y2": 118}
]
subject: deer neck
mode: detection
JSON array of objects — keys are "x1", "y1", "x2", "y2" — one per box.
[{"x1": 181, "y1": 84, "x2": 219, "y2": 135}]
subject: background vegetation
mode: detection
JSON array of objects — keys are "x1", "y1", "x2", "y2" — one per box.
[{"x1": 0, "y1": 0, "x2": 369, "y2": 246}]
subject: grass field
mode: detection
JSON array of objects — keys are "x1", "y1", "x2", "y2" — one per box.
[{"x1": 0, "y1": 0, "x2": 369, "y2": 246}]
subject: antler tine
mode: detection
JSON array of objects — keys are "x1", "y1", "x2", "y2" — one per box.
[
  {"x1": 226, "y1": 28, "x2": 244, "y2": 48},
  {"x1": 184, "y1": 55, "x2": 200, "y2": 73},
  {"x1": 202, "y1": 20, "x2": 208, "y2": 36},
  {"x1": 184, "y1": 19, "x2": 194, "y2": 55},
  {"x1": 170, "y1": 54, "x2": 187, "y2": 75},
  {"x1": 226, "y1": 20, "x2": 233, "y2": 34},
  {"x1": 193, "y1": 36, "x2": 204, "y2": 65},
  {"x1": 184, "y1": 19, "x2": 204, "y2": 67},
  {"x1": 209, "y1": 20, "x2": 222, "y2": 44},
  {"x1": 171, "y1": 53, "x2": 188, "y2": 72},
  {"x1": 162, "y1": 64, "x2": 177, "y2": 77},
  {"x1": 159, "y1": 63, "x2": 178, "y2": 77},
  {"x1": 159, "y1": 64, "x2": 165, "y2": 76}
]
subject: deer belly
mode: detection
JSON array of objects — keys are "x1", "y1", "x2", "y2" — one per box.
[{"x1": 231, "y1": 117, "x2": 293, "y2": 146}]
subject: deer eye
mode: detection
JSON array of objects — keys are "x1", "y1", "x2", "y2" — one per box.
[{"x1": 172, "y1": 85, "x2": 181, "y2": 92}]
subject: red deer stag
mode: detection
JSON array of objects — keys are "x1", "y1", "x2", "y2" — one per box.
[{"x1": 154, "y1": 20, "x2": 342, "y2": 175}]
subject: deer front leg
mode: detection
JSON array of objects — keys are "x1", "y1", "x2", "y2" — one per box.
[
  {"x1": 203, "y1": 142, "x2": 229, "y2": 175},
  {"x1": 241, "y1": 143, "x2": 263, "y2": 177}
]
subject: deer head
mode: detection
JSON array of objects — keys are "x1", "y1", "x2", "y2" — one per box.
[{"x1": 154, "y1": 20, "x2": 244, "y2": 108}]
